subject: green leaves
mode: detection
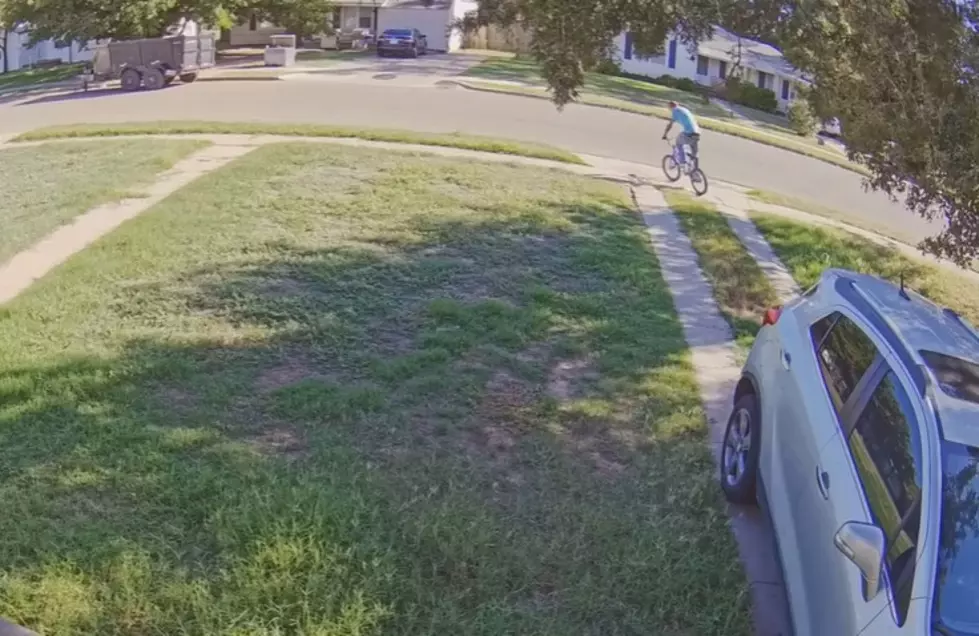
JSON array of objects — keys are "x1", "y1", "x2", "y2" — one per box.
[
  {"x1": 249, "y1": 0, "x2": 334, "y2": 44},
  {"x1": 0, "y1": 0, "x2": 249, "y2": 40}
]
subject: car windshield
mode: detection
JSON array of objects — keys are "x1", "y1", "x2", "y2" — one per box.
[
  {"x1": 934, "y1": 441, "x2": 979, "y2": 635},
  {"x1": 383, "y1": 29, "x2": 413, "y2": 37},
  {"x1": 921, "y1": 350, "x2": 979, "y2": 404}
]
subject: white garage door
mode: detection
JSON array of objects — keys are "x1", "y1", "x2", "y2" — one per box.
[{"x1": 377, "y1": 8, "x2": 452, "y2": 52}]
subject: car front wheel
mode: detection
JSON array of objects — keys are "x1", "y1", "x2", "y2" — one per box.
[{"x1": 720, "y1": 393, "x2": 761, "y2": 505}]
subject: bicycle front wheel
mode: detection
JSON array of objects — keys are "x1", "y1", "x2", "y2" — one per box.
[
  {"x1": 690, "y1": 168, "x2": 709, "y2": 196},
  {"x1": 662, "y1": 155, "x2": 681, "y2": 182}
]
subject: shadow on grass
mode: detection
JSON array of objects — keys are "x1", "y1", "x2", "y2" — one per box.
[{"x1": 0, "y1": 195, "x2": 749, "y2": 634}]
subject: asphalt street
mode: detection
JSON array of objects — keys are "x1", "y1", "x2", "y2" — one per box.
[{"x1": 0, "y1": 75, "x2": 937, "y2": 243}]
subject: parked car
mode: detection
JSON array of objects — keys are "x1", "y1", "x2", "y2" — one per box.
[
  {"x1": 376, "y1": 28, "x2": 427, "y2": 58},
  {"x1": 722, "y1": 268, "x2": 979, "y2": 636}
]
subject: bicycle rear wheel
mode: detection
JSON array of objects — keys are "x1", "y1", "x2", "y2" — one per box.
[
  {"x1": 689, "y1": 168, "x2": 709, "y2": 196},
  {"x1": 662, "y1": 155, "x2": 681, "y2": 182}
]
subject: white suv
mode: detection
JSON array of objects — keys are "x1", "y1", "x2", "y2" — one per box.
[{"x1": 721, "y1": 268, "x2": 979, "y2": 636}]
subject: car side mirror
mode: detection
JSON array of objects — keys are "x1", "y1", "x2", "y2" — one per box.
[{"x1": 834, "y1": 521, "x2": 886, "y2": 601}]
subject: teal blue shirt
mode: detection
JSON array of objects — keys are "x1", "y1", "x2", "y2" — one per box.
[{"x1": 672, "y1": 106, "x2": 701, "y2": 134}]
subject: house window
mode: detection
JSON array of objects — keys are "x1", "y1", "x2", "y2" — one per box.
[
  {"x1": 623, "y1": 32, "x2": 633, "y2": 60},
  {"x1": 249, "y1": 11, "x2": 258, "y2": 31},
  {"x1": 667, "y1": 39, "x2": 677, "y2": 69},
  {"x1": 781, "y1": 78, "x2": 790, "y2": 100},
  {"x1": 358, "y1": 7, "x2": 373, "y2": 30},
  {"x1": 718, "y1": 60, "x2": 727, "y2": 79},
  {"x1": 696, "y1": 55, "x2": 709, "y2": 76},
  {"x1": 757, "y1": 71, "x2": 770, "y2": 90},
  {"x1": 329, "y1": 7, "x2": 341, "y2": 29}
]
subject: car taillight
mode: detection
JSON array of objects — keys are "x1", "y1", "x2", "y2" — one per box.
[{"x1": 762, "y1": 307, "x2": 782, "y2": 326}]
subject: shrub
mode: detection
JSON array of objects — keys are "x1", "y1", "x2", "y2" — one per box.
[
  {"x1": 787, "y1": 100, "x2": 817, "y2": 136},
  {"x1": 593, "y1": 58, "x2": 622, "y2": 76},
  {"x1": 675, "y1": 77, "x2": 698, "y2": 93},
  {"x1": 723, "y1": 77, "x2": 778, "y2": 113}
]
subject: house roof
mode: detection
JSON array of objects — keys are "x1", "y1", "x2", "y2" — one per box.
[{"x1": 698, "y1": 27, "x2": 803, "y2": 80}]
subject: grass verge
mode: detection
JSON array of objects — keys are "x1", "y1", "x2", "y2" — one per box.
[
  {"x1": 0, "y1": 138, "x2": 208, "y2": 264},
  {"x1": 666, "y1": 190, "x2": 778, "y2": 353},
  {"x1": 746, "y1": 189, "x2": 925, "y2": 248},
  {"x1": 455, "y1": 79, "x2": 869, "y2": 176},
  {"x1": 463, "y1": 57, "x2": 733, "y2": 120},
  {"x1": 0, "y1": 142, "x2": 749, "y2": 635},
  {"x1": 12, "y1": 121, "x2": 587, "y2": 165},
  {"x1": 751, "y1": 211, "x2": 979, "y2": 326},
  {"x1": 0, "y1": 64, "x2": 83, "y2": 92}
]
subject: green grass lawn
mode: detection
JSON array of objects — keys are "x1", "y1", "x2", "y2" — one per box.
[
  {"x1": 0, "y1": 142, "x2": 749, "y2": 635},
  {"x1": 751, "y1": 212, "x2": 979, "y2": 326},
  {"x1": 746, "y1": 189, "x2": 925, "y2": 248},
  {"x1": 666, "y1": 191, "x2": 778, "y2": 354},
  {"x1": 0, "y1": 139, "x2": 207, "y2": 264},
  {"x1": 13, "y1": 121, "x2": 585, "y2": 165},
  {"x1": 0, "y1": 64, "x2": 83, "y2": 91},
  {"x1": 462, "y1": 57, "x2": 732, "y2": 120}
]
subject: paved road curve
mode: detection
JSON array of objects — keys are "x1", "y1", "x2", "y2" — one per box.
[{"x1": 0, "y1": 78, "x2": 936, "y2": 243}]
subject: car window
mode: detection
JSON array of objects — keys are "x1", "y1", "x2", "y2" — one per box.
[
  {"x1": 383, "y1": 29, "x2": 412, "y2": 37},
  {"x1": 811, "y1": 312, "x2": 879, "y2": 415},
  {"x1": 847, "y1": 371, "x2": 923, "y2": 626},
  {"x1": 934, "y1": 442, "x2": 979, "y2": 634}
]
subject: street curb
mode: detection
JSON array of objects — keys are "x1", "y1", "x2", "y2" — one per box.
[{"x1": 0, "y1": 618, "x2": 35, "y2": 635}]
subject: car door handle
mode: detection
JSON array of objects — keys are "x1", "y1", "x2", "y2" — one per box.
[
  {"x1": 780, "y1": 349, "x2": 792, "y2": 369},
  {"x1": 815, "y1": 466, "x2": 830, "y2": 500}
]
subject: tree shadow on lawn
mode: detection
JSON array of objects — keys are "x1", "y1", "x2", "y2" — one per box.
[{"x1": 0, "y1": 201, "x2": 750, "y2": 635}]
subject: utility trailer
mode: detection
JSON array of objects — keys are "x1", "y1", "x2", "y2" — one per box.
[{"x1": 82, "y1": 34, "x2": 215, "y2": 91}]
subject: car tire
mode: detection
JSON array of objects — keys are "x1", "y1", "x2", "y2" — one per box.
[{"x1": 720, "y1": 393, "x2": 761, "y2": 505}]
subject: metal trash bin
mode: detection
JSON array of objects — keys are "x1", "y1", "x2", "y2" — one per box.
[{"x1": 264, "y1": 34, "x2": 297, "y2": 66}]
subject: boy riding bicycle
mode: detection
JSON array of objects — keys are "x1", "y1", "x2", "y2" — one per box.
[{"x1": 662, "y1": 101, "x2": 701, "y2": 165}]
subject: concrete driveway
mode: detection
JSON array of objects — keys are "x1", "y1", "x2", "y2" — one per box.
[
  {"x1": 0, "y1": 78, "x2": 936, "y2": 244},
  {"x1": 280, "y1": 52, "x2": 485, "y2": 87}
]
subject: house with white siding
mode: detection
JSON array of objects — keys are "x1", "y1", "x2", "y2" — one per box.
[
  {"x1": 613, "y1": 27, "x2": 806, "y2": 111},
  {"x1": 230, "y1": 0, "x2": 478, "y2": 52},
  {"x1": 1, "y1": 27, "x2": 96, "y2": 72}
]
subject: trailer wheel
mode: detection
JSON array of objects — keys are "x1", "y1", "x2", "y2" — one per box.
[
  {"x1": 120, "y1": 68, "x2": 142, "y2": 91},
  {"x1": 143, "y1": 67, "x2": 166, "y2": 90},
  {"x1": 179, "y1": 72, "x2": 199, "y2": 84}
]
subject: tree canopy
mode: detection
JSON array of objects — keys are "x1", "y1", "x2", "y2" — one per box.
[
  {"x1": 249, "y1": 0, "x2": 334, "y2": 44},
  {"x1": 0, "y1": 0, "x2": 332, "y2": 44},
  {"x1": 0, "y1": 0, "x2": 236, "y2": 40},
  {"x1": 466, "y1": 0, "x2": 979, "y2": 265}
]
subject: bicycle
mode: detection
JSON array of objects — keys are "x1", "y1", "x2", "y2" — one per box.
[{"x1": 662, "y1": 136, "x2": 709, "y2": 196}]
